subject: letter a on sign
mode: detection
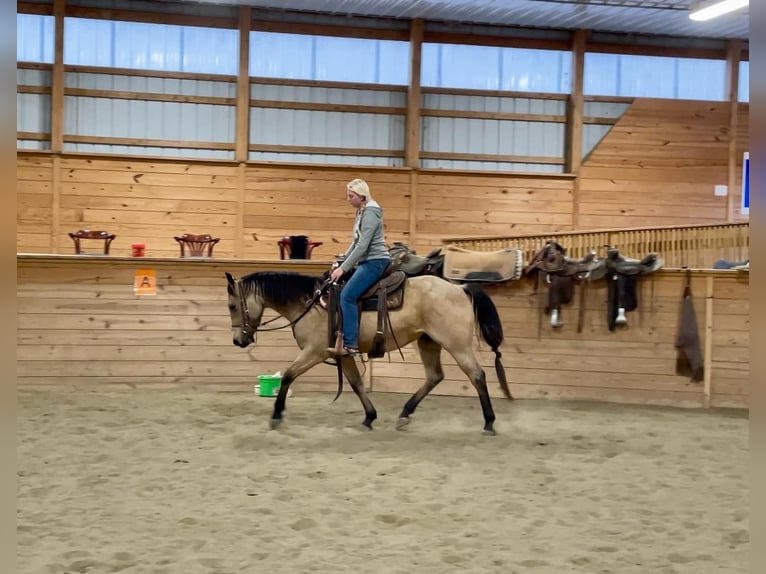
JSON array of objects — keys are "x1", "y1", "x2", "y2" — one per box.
[{"x1": 134, "y1": 269, "x2": 157, "y2": 295}]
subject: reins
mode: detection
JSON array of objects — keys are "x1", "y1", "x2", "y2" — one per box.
[{"x1": 236, "y1": 277, "x2": 331, "y2": 334}]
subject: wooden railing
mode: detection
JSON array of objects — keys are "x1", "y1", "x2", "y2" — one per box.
[{"x1": 442, "y1": 223, "x2": 749, "y2": 268}]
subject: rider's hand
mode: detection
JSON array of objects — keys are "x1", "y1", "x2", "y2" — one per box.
[{"x1": 330, "y1": 267, "x2": 344, "y2": 283}]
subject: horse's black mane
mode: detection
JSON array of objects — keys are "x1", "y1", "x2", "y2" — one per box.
[{"x1": 240, "y1": 271, "x2": 322, "y2": 306}]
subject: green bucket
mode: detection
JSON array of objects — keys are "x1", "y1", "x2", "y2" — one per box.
[{"x1": 257, "y1": 375, "x2": 282, "y2": 397}]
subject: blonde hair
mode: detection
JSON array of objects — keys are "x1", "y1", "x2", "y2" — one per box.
[{"x1": 347, "y1": 178, "x2": 371, "y2": 200}]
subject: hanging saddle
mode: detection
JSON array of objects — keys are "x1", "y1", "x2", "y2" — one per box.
[
  {"x1": 524, "y1": 240, "x2": 606, "y2": 332},
  {"x1": 604, "y1": 247, "x2": 663, "y2": 331}
]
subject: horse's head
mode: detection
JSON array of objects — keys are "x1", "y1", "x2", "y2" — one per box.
[{"x1": 225, "y1": 272, "x2": 262, "y2": 348}]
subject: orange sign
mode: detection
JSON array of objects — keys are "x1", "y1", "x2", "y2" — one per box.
[{"x1": 134, "y1": 269, "x2": 157, "y2": 295}]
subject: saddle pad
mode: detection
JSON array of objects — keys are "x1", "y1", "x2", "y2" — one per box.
[{"x1": 443, "y1": 245, "x2": 524, "y2": 283}]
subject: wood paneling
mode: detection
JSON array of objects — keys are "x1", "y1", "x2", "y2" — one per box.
[
  {"x1": 15, "y1": 98, "x2": 750, "y2": 258},
  {"x1": 17, "y1": 256, "x2": 747, "y2": 408},
  {"x1": 578, "y1": 99, "x2": 744, "y2": 228}
]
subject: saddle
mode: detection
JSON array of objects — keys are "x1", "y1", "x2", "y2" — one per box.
[
  {"x1": 388, "y1": 242, "x2": 445, "y2": 277},
  {"x1": 327, "y1": 263, "x2": 409, "y2": 360},
  {"x1": 524, "y1": 240, "x2": 606, "y2": 332},
  {"x1": 327, "y1": 242, "x2": 450, "y2": 360},
  {"x1": 604, "y1": 247, "x2": 663, "y2": 331},
  {"x1": 443, "y1": 244, "x2": 524, "y2": 283}
]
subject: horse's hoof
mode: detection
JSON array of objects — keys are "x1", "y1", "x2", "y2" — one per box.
[
  {"x1": 361, "y1": 422, "x2": 373, "y2": 431},
  {"x1": 396, "y1": 416, "x2": 410, "y2": 430},
  {"x1": 482, "y1": 428, "x2": 497, "y2": 436},
  {"x1": 270, "y1": 418, "x2": 282, "y2": 430}
]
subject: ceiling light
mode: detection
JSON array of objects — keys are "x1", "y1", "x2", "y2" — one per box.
[{"x1": 689, "y1": 0, "x2": 749, "y2": 21}]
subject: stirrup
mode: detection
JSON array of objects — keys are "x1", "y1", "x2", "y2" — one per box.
[
  {"x1": 615, "y1": 307, "x2": 627, "y2": 325},
  {"x1": 327, "y1": 346, "x2": 359, "y2": 357}
]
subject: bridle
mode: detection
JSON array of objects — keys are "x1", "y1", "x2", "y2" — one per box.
[
  {"x1": 232, "y1": 277, "x2": 332, "y2": 340},
  {"x1": 232, "y1": 277, "x2": 255, "y2": 342}
]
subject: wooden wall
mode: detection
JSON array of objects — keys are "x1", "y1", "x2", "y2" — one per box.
[
  {"x1": 17, "y1": 98, "x2": 749, "y2": 258},
  {"x1": 578, "y1": 100, "x2": 750, "y2": 228},
  {"x1": 17, "y1": 256, "x2": 748, "y2": 409}
]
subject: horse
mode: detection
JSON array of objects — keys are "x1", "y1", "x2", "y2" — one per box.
[{"x1": 225, "y1": 271, "x2": 513, "y2": 435}]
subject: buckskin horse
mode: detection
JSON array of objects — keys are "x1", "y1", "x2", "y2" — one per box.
[{"x1": 225, "y1": 271, "x2": 513, "y2": 435}]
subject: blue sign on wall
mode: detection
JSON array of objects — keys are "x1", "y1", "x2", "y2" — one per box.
[{"x1": 742, "y1": 152, "x2": 749, "y2": 215}]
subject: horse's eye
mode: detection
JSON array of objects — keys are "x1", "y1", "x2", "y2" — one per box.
[{"x1": 228, "y1": 304, "x2": 236, "y2": 311}]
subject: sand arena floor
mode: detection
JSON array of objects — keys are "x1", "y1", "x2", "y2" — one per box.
[{"x1": 17, "y1": 388, "x2": 748, "y2": 574}]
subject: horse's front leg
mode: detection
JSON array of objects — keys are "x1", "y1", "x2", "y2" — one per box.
[
  {"x1": 340, "y1": 357, "x2": 377, "y2": 430},
  {"x1": 270, "y1": 349, "x2": 325, "y2": 430}
]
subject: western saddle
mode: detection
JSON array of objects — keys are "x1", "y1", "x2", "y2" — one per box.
[
  {"x1": 327, "y1": 243, "x2": 444, "y2": 359},
  {"x1": 524, "y1": 240, "x2": 663, "y2": 333}
]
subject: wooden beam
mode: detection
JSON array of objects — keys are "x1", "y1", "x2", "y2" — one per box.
[
  {"x1": 51, "y1": 0, "x2": 65, "y2": 152},
  {"x1": 64, "y1": 134, "x2": 235, "y2": 150},
  {"x1": 420, "y1": 151, "x2": 564, "y2": 165},
  {"x1": 236, "y1": 6, "x2": 251, "y2": 162},
  {"x1": 569, "y1": 29, "x2": 586, "y2": 228},
  {"x1": 51, "y1": 156, "x2": 61, "y2": 254},
  {"x1": 568, "y1": 29, "x2": 586, "y2": 174},
  {"x1": 18, "y1": 1, "x2": 54, "y2": 15},
  {"x1": 252, "y1": 20, "x2": 407, "y2": 41},
  {"x1": 248, "y1": 143, "x2": 402, "y2": 158},
  {"x1": 422, "y1": 108, "x2": 566, "y2": 123},
  {"x1": 405, "y1": 19, "x2": 423, "y2": 169},
  {"x1": 587, "y1": 42, "x2": 726, "y2": 60},
  {"x1": 64, "y1": 87, "x2": 235, "y2": 106},
  {"x1": 250, "y1": 99, "x2": 404, "y2": 116},
  {"x1": 251, "y1": 77, "x2": 406, "y2": 93},
  {"x1": 725, "y1": 39, "x2": 742, "y2": 223},
  {"x1": 236, "y1": 163, "x2": 245, "y2": 258},
  {"x1": 423, "y1": 86, "x2": 569, "y2": 100},
  {"x1": 64, "y1": 5, "x2": 237, "y2": 29},
  {"x1": 423, "y1": 31, "x2": 569, "y2": 52},
  {"x1": 408, "y1": 171, "x2": 418, "y2": 248},
  {"x1": 65, "y1": 64, "x2": 236, "y2": 83},
  {"x1": 703, "y1": 276, "x2": 714, "y2": 407}
]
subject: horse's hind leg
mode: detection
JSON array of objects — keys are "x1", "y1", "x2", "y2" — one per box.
[
  {"x1": 396, "y1": 335, "x2": 444, "y2": 430},
  {"x1": 451, "y1": 349, "x2": 497, "y2": 436},
  {"x1": 341, "y1": 357, "x2": 377, "y2": 430}
]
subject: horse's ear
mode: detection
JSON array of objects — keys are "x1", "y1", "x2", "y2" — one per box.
[{"x1": 225, "y1": 272, "x2": 234, "y2": 284}]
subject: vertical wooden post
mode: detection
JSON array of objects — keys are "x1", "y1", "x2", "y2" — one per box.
[
  {"x1": 236, "y1": 6, "x2": 251, "y2": 162},
  {"x1": 725, "y1": 39, "x2": 742, "y2": 223},
  {"x1": 51, "y1": 0, "x2": 66, "y2": 152},
  {"x1": 703, "y1": 276, "x2": 714, "y2": 407},
  {"x1": 51, "y1": 156, "x2": 61, "y2": 253},
  {"x1": 568, "y1": 29, "x2": 586, "y2": 229},
  {"x1": 236, "y1": 163, "x2": 245, "y2": 259},
  {"x1": 408, "y1": 171, "x2": 418, "y2": 249},
  {"x1": 405, "y1": 19, "x2": 423, "y2": 169}
]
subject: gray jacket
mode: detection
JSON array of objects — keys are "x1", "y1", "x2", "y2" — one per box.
[{"x1": 340, "y1": 201, "x2": 390, "y2": 273}]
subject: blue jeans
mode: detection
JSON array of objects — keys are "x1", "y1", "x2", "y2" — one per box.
[{"x1": 340, "y1": 258, "x2": 390, "y2": 348}]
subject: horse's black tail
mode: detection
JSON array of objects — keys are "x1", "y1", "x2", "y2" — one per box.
[{"x1": 463, "y1": 283, "x2": 514, "y2": 400}]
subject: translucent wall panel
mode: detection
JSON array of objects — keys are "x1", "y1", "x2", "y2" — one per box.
[
  {"x1": 17, "y1": 14, "x2": 54, "y2": 63},
  {"x1": 18, "y1": 94, "x2": 51, "y2": 134},
  {"x1": 64, "y1": 17, "x2": 238, "y2": 74},
  {"x1": 584, "y1": 53, "x2": 726, "y2": 100},
  {"x1": 419, "y1": 159, "x2": 562, "y2": 174},
  {"x1": 249, "y1": 32, "x2": 409, "y2": 84},
  {"x1": 252, "y1": 84, "x2": 405, "y2": 107},
  {"x1": 738, "y1": 61, "x2": 749, "y2": 103},
  {"x1": 64, "y1": 97, "x2": 235, "y2": 143},
  {"x1": 250, "y1": 109, "x2": 404, "y2": 151},
  {"x1": 582, "y1": 101, "x2": 630, "y2": 159},
  {"x1": 249, "y1": 152, "x2": 401, "y2": 167},
  {"x1": 422, "y1": 44, "x2": 571, "y2": 93}
]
